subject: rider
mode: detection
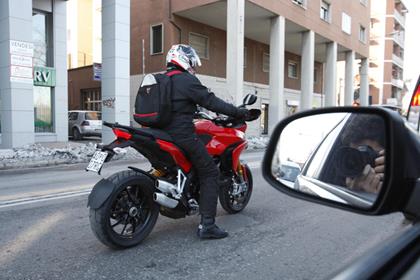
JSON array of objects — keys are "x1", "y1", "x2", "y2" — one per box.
[{"x1": 162, "y1": 44, "x2": 249, "y2": 239}]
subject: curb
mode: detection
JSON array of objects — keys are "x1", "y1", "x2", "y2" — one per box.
[{"x1": 0, "y1": 148, "x2": 266, "y2": 172}]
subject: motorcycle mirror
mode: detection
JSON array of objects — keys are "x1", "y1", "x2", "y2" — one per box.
[
  {"x1": 242, "y1": 94, "x2": 257, "y2": 106},
  {"x1": 262, "y1": 107, "x2": 419, "y2": 216}
]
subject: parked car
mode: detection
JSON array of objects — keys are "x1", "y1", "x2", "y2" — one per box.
[
  {"x1": 275, "y1": 160, "x2": 301, "y2": 189},
  {"x1": 68, "y1": 111, "x2": 102, "y2": 140},
  {"x1": 262, "y1": 106, "x2": 420, "y2": 279}
]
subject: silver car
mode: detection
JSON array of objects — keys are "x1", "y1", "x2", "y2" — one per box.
[{"x1": 68, "y1": 111, "x2": 102, "y2": 140}]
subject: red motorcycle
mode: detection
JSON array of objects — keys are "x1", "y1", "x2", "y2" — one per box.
[{"x1": 87, "y1": 94, "x2": 261, "y2": 248}]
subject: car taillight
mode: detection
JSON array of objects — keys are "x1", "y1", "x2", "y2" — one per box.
[
  {"x1": 81, "y1": 121, "x2": 89, "y2": 126},
  {"x1": 112, "y1": 128, "x2": 132, "y2": 140}
]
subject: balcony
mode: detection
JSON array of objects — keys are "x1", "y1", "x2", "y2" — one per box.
[
  {"x1": 394, "y1": 10, "x2": 406, "y2": 27},
  {"x1": 393, "y1": 32, "x2": 405, "y2": 48},
  {"x1": 392, "y1": 53, "x2": 404, "y2": 68},
  {"x1": 391, "y1": 78, "x2": 404, "y2": 89}
]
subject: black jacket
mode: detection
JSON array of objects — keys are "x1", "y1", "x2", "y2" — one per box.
[{"x1": 163, "y1": 70, "x2": 241, "y2": 134}]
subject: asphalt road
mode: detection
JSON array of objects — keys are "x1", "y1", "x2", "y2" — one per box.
[{"x1": 0, "y1": 151, "x2": 407, "y2": 280}]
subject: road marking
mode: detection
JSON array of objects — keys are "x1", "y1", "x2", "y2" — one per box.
[
  {"x1": 0, "y1": 160, "x2": 262, "y2": 209},
  {"x1": 0, "y1": 189, "x2": 92, "y2": 209}
]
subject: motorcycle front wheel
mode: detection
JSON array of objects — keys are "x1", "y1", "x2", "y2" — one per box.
[
  {"x1": 89, "y1": 170, "x2": 159, "y2": 249},
  {"x1": 219, "y1": 164, "x2": 253, "y2": 214}
]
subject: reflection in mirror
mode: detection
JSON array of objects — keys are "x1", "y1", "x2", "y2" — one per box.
[{"x1": 272, "y1": 113, "x2": 386, "y2": 209}]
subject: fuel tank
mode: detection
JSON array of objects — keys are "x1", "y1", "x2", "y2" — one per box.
[{"x1": 194, "y1": 120, "x2": 246, "y2": 156}]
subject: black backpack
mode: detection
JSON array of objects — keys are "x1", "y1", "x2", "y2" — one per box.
[{"x1": 133, "y1": 70, "x2": 181, "y2": 128}]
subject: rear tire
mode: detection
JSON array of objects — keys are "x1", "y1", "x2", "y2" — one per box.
[
  {"x1": 219, "y1": 164, "x2": 253, "y2": 214},
  {"x1": 89, "y1": 170, "x2": 159, "y2": 249}
]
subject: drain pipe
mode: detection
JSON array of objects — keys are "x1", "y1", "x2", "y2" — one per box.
[{"x1": 169, "y1": 0, "x2": 182, "y2": 43}]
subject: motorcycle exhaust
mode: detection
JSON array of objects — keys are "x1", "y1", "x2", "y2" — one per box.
[
  {"x1": 153, "y1": 193, "x2": 179, "y2": 209},
  {"x1": 156, "y1": 179, "x2": 177, "y2": 195}
]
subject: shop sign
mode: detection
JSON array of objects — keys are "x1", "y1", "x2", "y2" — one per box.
[
  {"x1": 93, "y1": 63, "x2": 102, "y2": 81},
  {"x1": 33, "y1": 66, "x2": 56, "y2": 87}
]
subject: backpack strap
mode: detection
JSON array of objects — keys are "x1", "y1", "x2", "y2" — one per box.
[{"x1": 165, "y1": 70, "x2": 183, "y2": 77}]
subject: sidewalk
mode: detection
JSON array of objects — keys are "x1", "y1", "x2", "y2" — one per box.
[{"x1": 0, "y1": 137, "x2": 268, "y2": 171}]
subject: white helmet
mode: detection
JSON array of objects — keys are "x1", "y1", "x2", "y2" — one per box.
[{"x1": 166, "y1": 44, "x2": 202, "y2": 75}]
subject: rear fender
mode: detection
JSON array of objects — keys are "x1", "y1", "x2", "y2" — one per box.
[
  {"x1": 99, "y1": 139, "x2": 134, "y2": 162},
  {"x1": 87, "y1": 178, "x2": 116, "y2": 209}
]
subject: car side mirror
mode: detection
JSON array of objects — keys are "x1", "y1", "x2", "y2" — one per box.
[
  {"x1": 262, "y1": 107, "x2": 420, "y2": 217},
  {"x1": 242, "y1": 94, "x2": 257, "y2": 106}
]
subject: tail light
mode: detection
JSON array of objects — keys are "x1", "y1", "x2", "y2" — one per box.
[
  {"x1": 112, "y1": 128, "x2": 132, "y2": 140},
  {"x1": 81, "y1": 121, "x2": 89, "y2": 126}
]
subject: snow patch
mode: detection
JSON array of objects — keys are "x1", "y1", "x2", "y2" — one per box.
[{"x1": 246, "y1": 136, "x2": 269, "y2": 150}]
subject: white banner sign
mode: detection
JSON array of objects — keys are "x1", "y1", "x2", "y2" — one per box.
[
  {"x1": 11, "y1": 54, "x2": 33, "y2": 67},
  {"x1": 10, "y1": 40, "x2": 34, "y2": 56},
  {"x1": 11, "y1": 65, "x2": 33, "y2": 79}
]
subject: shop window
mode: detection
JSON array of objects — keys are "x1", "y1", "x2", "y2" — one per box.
[
  {"x1": 320, "y1": 1, "x2": 331, "y2": 22},
  {"x1": 81, "y1": 88, "x2": 102, "y2": 111},
  {"x1": 261, "y1": 103, "x2": 269, "y2": 135},
  {"x1": 263, "y1": 53, "x2": 270, "y2": 72},
  {"x1": 288, "y1": 61, "x2": 298, "y2": 79},
  {"x1": 150, "y1": 24, "x2": 163, "y2": 54},
  {"x1": 189, "y1": 33, "x2": 209, "y2": 59},
  {"x1": 33, "y1": 11, "x2": 53, "y2": 67},
  {"x1": 34, "y1": 87, "x2": 53, "y2": 133}
]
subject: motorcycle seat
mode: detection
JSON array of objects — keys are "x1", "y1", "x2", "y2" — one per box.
[{"x1": 132, "y1": 127, "x2": 174, "y2": 143}]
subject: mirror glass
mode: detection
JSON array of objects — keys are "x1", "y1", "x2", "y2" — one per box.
[
  {"x1": 243, "y1": 94, "x2": 257, "y2": 106},
  {"x1": 271, "y1": 112, "x2": 387, "y2": 209}
]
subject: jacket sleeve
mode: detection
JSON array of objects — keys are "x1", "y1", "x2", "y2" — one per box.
[{"x1": 186, "y1": 76, "x2": 240, "y2": 117}]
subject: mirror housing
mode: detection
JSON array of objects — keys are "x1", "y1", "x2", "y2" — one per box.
[{"x1": 262, "y1": 107, "x2": 420, "y2": 217}]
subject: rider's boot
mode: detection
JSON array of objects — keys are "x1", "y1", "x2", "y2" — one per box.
[{"x1": 197, "y1": 216, "x2": 229, "y2": 239}]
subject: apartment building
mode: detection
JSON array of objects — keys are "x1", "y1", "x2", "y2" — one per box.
[
  {"x1": 129, "y1": 0, "x2": 370, "y2": 135},
  {"x1": 67, "y1": 0, "x2": 102, "y2": 69},
  {"x1": 369, "y1": 0, "x2": 407, "y2": 105}
]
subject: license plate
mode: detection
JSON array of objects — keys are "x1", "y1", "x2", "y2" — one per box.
[{"x1": 86, "y1": 151, "x2": 108, "y2": 173}]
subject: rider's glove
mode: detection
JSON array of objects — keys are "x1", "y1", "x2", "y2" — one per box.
[{"x1": 236, "y1": 108, "x2": 250, "y2": 119}]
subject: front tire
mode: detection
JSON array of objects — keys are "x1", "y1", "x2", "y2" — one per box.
[
  {"x1": 219, "y1": 164, "x2": 253, "y2": 214},
  {"x1": 73, "y1": 127, "x2": 82, "y2": 140},
  {"x1": 89, "y1": 170, "x2": 159, "y2": 249}
]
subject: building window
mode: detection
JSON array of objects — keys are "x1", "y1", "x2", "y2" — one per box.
[
  {"x1": 314, "y1": 68, "x2": 318, "y2": 83},
  {"x1": 342, "y1": 12, "x2": 352, "y2": 35},
  {"x1": 359, "y1": 25, "x2": 366, "y2": 43},
  {"x1": 34, "y1": 86, "x2": 53, "y2": 133},
  {"x1": 33, "y1": 11, "x2": 53, "y2": 66},
  {"x1": 81, "y1": 88, "x2": 101, "y2": 111},
  {"x1": 292, "y1": 0, "x2": 306, "y2": 8},
  {"x1": 263, "y1": 53, "x2": 270, "y2": 72},
  {"x1": 288, "y1": 61, "x2": 298, "y2": 79},
  {"x1": 320, "y1": 1, "x2": 331, "y2": 22},
  {"x1": 189, "y1": 33, "x2": 209, "y2": 59},
  {"x1": 150, "y1": 24, "x2": 163, "y2": 54}
]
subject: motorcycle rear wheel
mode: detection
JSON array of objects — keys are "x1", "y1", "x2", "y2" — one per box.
[
  {"x1": 219, "y1": 164, "x2": 253, "y2": 214},
  {"x1": 89, "y1": 170, "x2": 159, "y2": 249}
]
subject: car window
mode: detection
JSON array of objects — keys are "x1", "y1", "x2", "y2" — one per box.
[
  {"x1": 303, "y1": 115, "x2": 350, "y2": 178},
  {"x1": 85, "y1": 112, "x2": 101, "y2": 120},
  {"x1": 69, "y1": 112, "x2": 78, "y2": 121}
]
